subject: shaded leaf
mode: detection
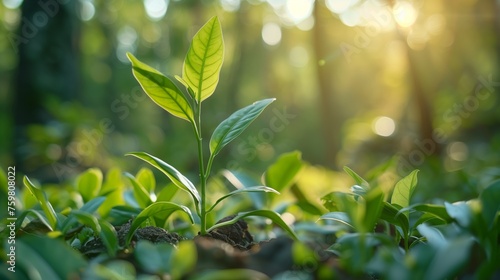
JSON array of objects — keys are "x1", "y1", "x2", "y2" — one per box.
[
  {"x1": 207, "y1": 209, "x2": 298, "y2": 240},
  {"x1": 99, "y1": 220, "x2": 119, "y2": 257},
  {"x1": 171, "y1": 241, "x2": 197, "y2": 279},
  {"x1": 343, "y1": 166, "x2": 369, "y2": 189},
  {"x1": 319, "y1": 212, "x2": 354, "y2": 229},
  {"x1": 125, "y1": 202, "x2": 194, "y2": 245},
  {"x1": 479, "y1": 180, "x2": 500, "y2": 229},
  {"x1": 209, "y1": 98, "x2": 275, "y2": 157},
  {"x1": 265, "y1": 151, "x2": 303, "y2": 193},
  {"x1": 207, "y1": 186, "x2": 279, "y2": 213}
]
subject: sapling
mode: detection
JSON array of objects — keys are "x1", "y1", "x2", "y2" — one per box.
[{"x1": 125, "y1": 16, "x2": 297, "y2": 242}]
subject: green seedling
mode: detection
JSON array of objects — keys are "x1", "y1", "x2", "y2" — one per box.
[{"x1": 126, "y1": 16, "x2": 297, "y2": 240}]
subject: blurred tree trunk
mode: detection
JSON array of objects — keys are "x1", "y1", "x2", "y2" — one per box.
[
  {"x1": 13, "y1": 1, "x2": 80, "y2": 180},
  {"x1": 312, "y1": 0, "x2": 341, "y2": 167}
]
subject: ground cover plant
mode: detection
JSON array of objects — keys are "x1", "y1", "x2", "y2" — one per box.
[{"x1": 1, "y1": 16, "x2": 500, "y2": 280}]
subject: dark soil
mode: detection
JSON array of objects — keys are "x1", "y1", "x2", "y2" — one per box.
[{"x1": 66, "y1": 216, "x2": 353, "y2": 278}]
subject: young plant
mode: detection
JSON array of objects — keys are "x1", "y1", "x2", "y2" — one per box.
[{"x1": 126, "y1": 16, "x2": 297, "y2": 240}]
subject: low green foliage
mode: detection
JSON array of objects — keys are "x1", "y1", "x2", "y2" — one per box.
[{"x1": 1, "y1": 16, "x2": 499, "y2": 280}]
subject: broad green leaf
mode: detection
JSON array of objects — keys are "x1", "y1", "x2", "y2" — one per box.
[
  {"x1": 192, "y1": 269, "x2": 270, "y2": 280},
  {"x1": 124, "y1": 172, "x2": 153, "y2": 208},
  {"x1": 182, "y1": 16, "x2": 224, "y2": 102},
  {"x1": 221, "y1": 169, "x2": 264, "y2": 209},
  {"x1": 399, "y1": 203, "x2": 453, "y2": 223},
  {"x1": 343, "y1": 166, "x2": 369, "y2": 189},
  {"x1": 479, "y1": 180, "x2": 500, "y2": 229},
  {"x1": 207, "y1": 209, "x2": 299, "y2": 240},
  {"x1": 126, "y1": 152, "x2": 200, "y2": 208},
  {"x1": 156, "y1": 183, "x2": 179, "y2": 203},
  {"x1": 127, "y1": 52, "x2": 194, "y2": 122},
  {"x1": 98, "y1": 168, "x2": 126, "y2": 217},
  {"x1": 136, "y1": 168, "x2": 156, "y2": 194},
  {"x1": 107, "y1": 205, "x2": 142, "y2": 225},
  {"x1": 206, "y1": 186, "x2": 279, "y2": 213},
  {"x1": 15, "y1": 235, "x2": 87, "y2": 279},
  {"x1": 99, "y1": 220, "x2": 119, "y2": 257},
  {"x1": 23, "y1": 176, "x2": 58, "y2": 230},
  {"x1": 76, "y1": 168, "x2": 103, "y2": 203},
  {"x1": 125, "y1": 202, "x2": 194, "y2": 246},
  {"x1": 209, "y1": 98, "x2": 275, "y2": 157},
  {"x1": 93, "y1": 260, "x2": 136, "y2": 280},
  {"x1": 265, "y1": 151, "x2": 303, "y2": 193},
  {"x1": 391, "y1": 169, "x2": 419, "y2": 217},
  {"x1": 171, "y1": 241, "x2": 197, "y2": 279}
]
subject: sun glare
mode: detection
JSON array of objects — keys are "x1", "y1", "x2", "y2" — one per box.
[{"x1": 393, "y1": 1, "x2": 418, "y2": 28}]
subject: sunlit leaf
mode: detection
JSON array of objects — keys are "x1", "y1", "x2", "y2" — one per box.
[
  {"x1": 126, "y1": 152, "x2": 200, "y2": 209},
  {"x1": 207, "y1": 209, "x2": 298, "y2": 240},
  {"x1": 391, "y1": 169, "x2": 419, "y2": 217},
  {"x1": 76, "y1": 168, "x2": 103, "y2": 203},
  {"x1": 124, "y1": 172, "x2": 153, "y2": 208},
  {"x1": 23, "y1": 176, "x2": 59, "y2": 230},
  {"x1": 209, "y1": 98, "x2": 275, "y2": 157},
  {"x1": 343, "y1": 166, "x2": 369, "y2": 189},
  {"x1": 136, "y1": 168, "x2": 156, "y2": 194},
  {"x1": 265, "y1": 151, "x2": 303, "y2": 193},
  {"x1": 125, "y1": 202, "x2": 194, "y2": 246},
  {"x1": 182, "y1": 16, "x2": 224, "y2": 102},
  {"x1": 127, "y1": 52, "x2": 194, "y2": 122}
]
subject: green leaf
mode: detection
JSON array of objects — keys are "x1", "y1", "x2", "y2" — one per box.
[
  {"x1": 171, "y1": 241, "x2": 197, "y2": 279},
  {"x1": 380, "y1": 202, "x2": 409, "y2": 238},
  {"x1": 80, "y1": 196, "x2": 106, "y2": 213},
  {"x1": 207, "y1": 209, "x2": 299, "y2": 240},
  {"x1": 391, "y1": 169, "x2": 419, "y2": 217},
  {"x1": 416, "y1": 223, "x2": 446, "y2": 248},
  {"x1": 343, "y1": 166, "x2": 369, "y2": 189},
  {"x1": 156, "y1": 183, "x2": 179, "y2": 203},
  {"x1": 182, "y1": 16, "x2": 224, "y2": 102},
  {"x1": 192, "y1": 269, "x2": 270, "y2": 280},
  {"x1": 399, "y1": 203, "x2": 453, "y2": 223},
  {"x1": 265, "y1": 151, "x2": 303, "y2": 193},
  {"x1": 16, "y1": 209, "x2": 53, "y2": 231},
  {"x1": 76, "y1": 168, "x2": 103, "y2": 203},
  {"x1": 126, "y1": 152, "x2": 200, "y2": 209},
  {"x1": 134, "y1": 240, "x2": 174, "y2": 273},
  {"x1": 136, "y1": 167, "x2": 156, "y2": 194},
  {"x1": 207, "y1": 186, "x2": 279, "y2": 213},
  {"x1": 209, "y1": 98, "x2": 275, "y2": 157},
  {"x1": 61, "y1": 210, "x2": 101, "y2": 234},
  {"x1": 127, "y1": 52, "x2": 194, "y2": 122},
  {"x1": 125, "y1": 202, "x2": 194, "y2": 246},
  {"x1": 15, "y1": 235, "x2": 87, "y2": 280},
  {"x1": 124, "y1": 172, "x2": 154, "y2": 208},
  {"x1": 320, "y1": 212, "x2": 355, "y2": 229},
  {"x1": 445, "y1": 201, "x2": 472, "y2": 228},
  {"x1": 479, "y1": 180, "x2": 500, "y2": 229},
  {"x1": 363, "y1": 187, "x2": 384, "y2": 233},
  {"x1": 23, "y1": 176, "x2": 59, "y2": 230},
  {"x1": 99, "y1": 220, "x2": 119, "y2": 257},
  {"x1": 423, "y1": 236, "x2": 474, "y2": 280}
]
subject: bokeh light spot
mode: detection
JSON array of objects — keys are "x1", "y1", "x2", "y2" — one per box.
[
  {"x1": 262, "y1": 22, "x2": 282, "y2": 46},
  {"x1": 372, "y1": 116, "x2": 396, "y2": 137},
  {"x1": 393, "y1": 1, "x2": 418, "y2": 28},
  {"x1": 144, "y1": 0, "x2": 169, "y2": 21}
]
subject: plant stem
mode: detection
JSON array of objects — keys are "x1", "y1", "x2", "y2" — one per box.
[{"x1": 194, "y1": 100, "x2": 207, "y2": 235}]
